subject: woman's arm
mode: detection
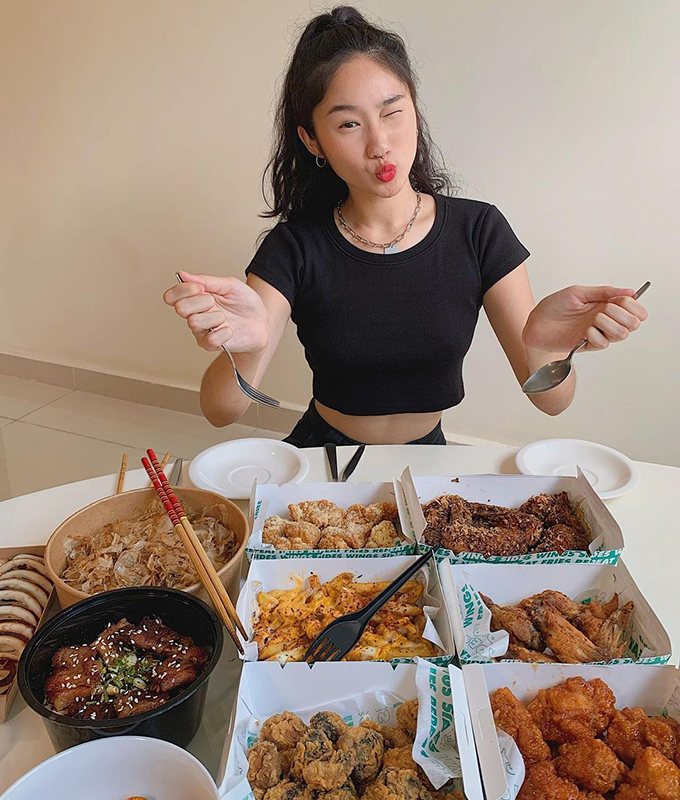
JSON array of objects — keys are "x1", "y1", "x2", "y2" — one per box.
[
  {"x1": 165, "y1": 273, "x2": 291, "y2": 427},
  {"x1": 483, "y1": 265, "x2": 648, "y2": 416},
  {"x1": 483, "y1": 265, "x2": 575, "y2": 415}
]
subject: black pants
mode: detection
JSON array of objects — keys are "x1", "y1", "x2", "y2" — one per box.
[{"x1": 283, "y1": 400, "x2": 447, "y2": 448}]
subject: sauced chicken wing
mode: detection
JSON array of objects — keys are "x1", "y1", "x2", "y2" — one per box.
[
  {"x1": 261, "y1": 711, "x2": 308, "y2": 750},
  {"x1": 527, "y1": 677, "x2": 616, "y2": 743},
  {"x1": 517, "y1": 760, "x2": 597, "y2": 800},
  {"x1": 491, "y1": 687, "x2": 551, "y2": 766},
  {"x1": 554, "y1": 738, "x2": 627, "y2": 793},
  {"x1": 608, "y1": 707, "x2": 680, "y2": 766},
  {"x1": 248, "y1": 742, "x2": 283, "y2": 791},
  {"x1": 614, "y1": 747, "x2": 680, "y2": 800},
  {"x1": 338, "y1": 726, "x2": 384, "y2": 784}
]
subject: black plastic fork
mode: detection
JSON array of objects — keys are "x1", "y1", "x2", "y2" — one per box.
[{"x1": 303, "y1": 547, "x2": 437, "y2": 664}]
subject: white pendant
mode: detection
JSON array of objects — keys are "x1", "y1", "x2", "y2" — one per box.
[{"x1": 384, "y1": 244, "x2": 400, "y2": 254}]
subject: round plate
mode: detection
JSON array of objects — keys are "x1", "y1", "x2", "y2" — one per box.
[
  {"x1": 188, "y1": 438, "x2": 310, "y2": 499},
  {"x1": 515, "y1": 438, "x2": 640, "y2": 499}
]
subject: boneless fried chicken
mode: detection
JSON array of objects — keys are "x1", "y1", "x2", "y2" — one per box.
[
  {"x1": 608, "y1": 707, "x2": 680, "y2": 766},
  {"x1": 310, "y1": 711, "x2": 348, "y2": 744},
  {"x1": 517, "y1": 760, "x2": 598, "y2": 800},
  {"x1": 290, "y1": 729, "x2": 355, "y2": 791},
  {"x1": 396, "y1": 699, "x2": 419, "y2": 739},
  {"x1": 338, "y1": 727, "x2": 384, "y2": 784},
  {"x1": 362, "y1": 768, "x2": 433, "y2": 800},
  {"x1": 554, "y1": 738, "x2": 627, "y2": 793},
  {"x1": 527, "y1": 677, "x2": 616, "y2": 743},
  {"x1": 261, "y1": 711, "x2": 309, "y2": 750},
  {"x1": 247, "y1": 742, "x2": 283, "y2": 791},
  {"x1": 422, "y1": 491, "x2": 591, "y2": 557},
  {"x1": 491, "y1": 687, "x2": 551, "y2": 766},
  {"x1": 614, "y1": 747, "x2": 680, "y2": 800},
  {"x1": 263, "y1": 500, "x2": 403, "y2": 551}
]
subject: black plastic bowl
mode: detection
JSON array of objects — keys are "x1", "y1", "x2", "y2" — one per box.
[{"x1": 18, "y1": 587, "x2": 224, "y2": 752}]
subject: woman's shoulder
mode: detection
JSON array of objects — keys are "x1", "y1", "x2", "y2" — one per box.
[{"x1": 436, "y1": 193, "x2": 494, "y2": 219}]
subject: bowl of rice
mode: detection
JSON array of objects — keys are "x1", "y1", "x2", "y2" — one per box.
[{"x1": 44, "y1": 488, "x2": 248, "y2": 609}]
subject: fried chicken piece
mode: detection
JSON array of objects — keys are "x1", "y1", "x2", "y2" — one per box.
[
  {"x1": 555, "y1": 738, "x2": 627, "y2": 793},
  {"x1": 362, "y1": 768, "x2": 433, "y2": 800},
  {"x1": 279, "y1": 748, "x2": 295, "y2": 775},
  {"x1": 290, "y1": 729, "x2": 354, "y2": 790},
  {"x1": 363, "y1": 502, "x2": 399, "y2": 524},
  {"x1": 480, "y1": 593, "x2": 544, "y2": 651},
  {"x1": 361, "y1": 719, "x2": 413, "y2": 749},
  {"x1": 365, "y1": 520, "x2": 398, "y2": 548},
  {"x1": 322, "y1": 526, "x2": 367, "y2": 549},
  {"x1": 504, "y1": 642, "x2": 558, "y2": 663},
  {"x1": 575, "y1": 611, "x2": 605, "y2": 642},
  {"x1": 288, "y1": 500, "x2": 345, "y2": 528},
  {"x1": 615, "y1": 747, "x2": 680, "y2": 800},
  {"x1": 382, "y1": 747, "x2": 418, "y2": 771},
  {"x1": 530, "y1": 603, "x2": 604, "y2": 663},
  {"x1": 397, "y1": 699, "x2": 419, "y2": 739},
  {"x1": 491, "y1": 687, "x2": 551, "y2": 766},
  {"x1": 422, "y1": 495, "x2": 472, "y2": 526},
  {"x1": 592, "y1": 602, "x2": 634, "y2": 661},
  {"x1": 608, "y1": 708, "x2": 680, "y2": 766},
  {"x1": 315, "y1": 783, "x2": 358, "y2": 799},
  {"x1": 310, "y1": 711, "x2": 348, "y2": 744},
  {"x1": 262, "y1": 516, "x2": 287, "y2": 544},
  {"x1": 338, "y1": 726, "x2": 384, "y2": 784},
  {"x1": 533, "y1": 525, "x2": 591, "y2": 554},
  {"x1": 518, "y1": 761, "x2": 594, "y2": 800},
  {"x1": 439, "y1": 520, "x2": 534, "y2": 557},
  {"x1": 520, "y1": 590, "x2": 585, "y2": 621},
  {"x1": 528, "y1": 677, "x2": 616, "y2": 743},
  {"x1": 519, "y1": 492, "x2": 581, "y2": 529},
  {"x1": 317, "y1": 532, "x2": 351, "y2": 550},
  {"x1": 261, "y1": 711, "x2": 308, "y2": 750},
  {"x1": 273, "y1": 536, "x2": 312, "y2": 551},
  {"x1": 248, "y1": 741, "x2": 283, "y2": 791},
  {"x1": 263, "y1": 780, "x2": 313, "y2": 800}
]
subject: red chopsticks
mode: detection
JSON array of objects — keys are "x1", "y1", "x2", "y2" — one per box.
[{"x1": 142, "y1": 448, "x2": 246, "y2": 654}]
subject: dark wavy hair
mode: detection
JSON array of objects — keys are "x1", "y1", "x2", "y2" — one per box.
[{"x1": 260, "y1": 5, "x2": 455, "y2": 222}]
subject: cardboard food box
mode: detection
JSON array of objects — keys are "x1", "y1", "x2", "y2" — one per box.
[
  {"x1": 463, "y1": 662, "x2": 680, "y2": 800},
  {"x1": 439, "y1": 560, "x2": 671, "y2": 665},
  {"x1": 399, "y1": 467, "x2": 624, "y2": 565},
  {"x1": 235, "y1": 555, "x2": 455, "y2": 665},
  {"x1": 246, "y1": 480, "x2": 415, "y2": 560},
  {"x1": 0, "y1": 545, "x2": 55, "y2": 722},
  {"x1": 218, "y1": 659, "x2": 484, "y2": 800}
]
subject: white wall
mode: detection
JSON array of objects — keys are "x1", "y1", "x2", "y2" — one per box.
[{"x1": 1, "y1": 1, "x2": 678, "y2": 464}]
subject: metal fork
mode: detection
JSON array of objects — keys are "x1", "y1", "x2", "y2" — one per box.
[
  {"x1": 175, "y1": 274, "x2": 280, "y2": 408},
  {"x1": 303, "y1": 547, "x2": 437, "y2": 664}
]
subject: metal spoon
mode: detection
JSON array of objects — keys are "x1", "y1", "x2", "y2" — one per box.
[{"x1": 522, "y1": 281, "x2": 650, "y2": 395}]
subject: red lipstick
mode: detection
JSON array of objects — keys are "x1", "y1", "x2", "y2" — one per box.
[{"x1": 376, "y1": 163, "x2": 397, "y2": 182}]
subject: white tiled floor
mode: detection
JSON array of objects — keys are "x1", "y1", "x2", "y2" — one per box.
[{"x1": 0, "y1": 375, "x2": 285, "y2": 501}]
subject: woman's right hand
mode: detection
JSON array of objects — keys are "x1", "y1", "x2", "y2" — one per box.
[{"x1": 163, "y1": 271, "x2": 269, "y2": 354}]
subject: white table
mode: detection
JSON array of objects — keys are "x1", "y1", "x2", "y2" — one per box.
[{"x1": 0, "y1": 444, "x2": 678, "y2": 792}]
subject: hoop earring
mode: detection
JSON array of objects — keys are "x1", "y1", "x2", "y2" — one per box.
[{"x1": 315, "y1": 155, "x2": 327, "y2": 168}]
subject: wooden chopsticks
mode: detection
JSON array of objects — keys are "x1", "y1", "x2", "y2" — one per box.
[
  {"x1": 116, "y1": 451, "x2": 171, "y2": 494},
  {"x1": 141, "y1": 448, "x2": 246, "y2": 654}
]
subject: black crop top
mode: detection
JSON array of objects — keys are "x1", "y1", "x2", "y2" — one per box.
[{"x1": 245, "y1": 193, "x2": 530, "y2": 415}]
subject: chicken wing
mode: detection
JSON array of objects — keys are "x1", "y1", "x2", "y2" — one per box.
[
  {"x1": 503, "y1": 643, "x2": 558, "y2": 663},
  {"x1": 592, "y1": 601, "x2": 633, "y2": 661},
  {"x1": 480, "y1": 593, "x2": 544, "y2": 651},
  {"x1": 530, "y1": 603, "x2": 604, "y2": 663}
]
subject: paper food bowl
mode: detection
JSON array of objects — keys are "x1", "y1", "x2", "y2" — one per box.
[{"x1": 44, "y1": 487, "x2": 249, "y2": 609}]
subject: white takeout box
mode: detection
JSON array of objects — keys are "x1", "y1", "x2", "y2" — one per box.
[
  {"x1": 439, "y1": 559, "x2": 672, "y2": 665},
  {"x1": 399, "y1": 467, "x2": 624, "y2": 564},
  {"x1": 463, "y1": 662, "x2": 680, "y2": 800},
  {"x1": 246, "y1": 480, "x2": 414, "y2": 560},
  {"x1": 217, "y1": 660, "x2": 485, "y2": 800},
  {"x1": 235, "y1": 555, "x2": 455, "y2": 664}
]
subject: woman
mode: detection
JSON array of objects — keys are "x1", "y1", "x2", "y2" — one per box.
[{"x1": 164, "y1": 6, "x2": 647, "y2": 447}]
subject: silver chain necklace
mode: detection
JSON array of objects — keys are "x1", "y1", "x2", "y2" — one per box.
[{"x1": 336, "y1": 190, "x2": 422, "y2": 254}]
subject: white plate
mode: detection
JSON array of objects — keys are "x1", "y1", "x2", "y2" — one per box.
[
  {"x1": 189, "y1": 438, "x2": 310, "y2": 499},
  {"x1": 515, "y1": 438, "x2": 640, "y2": 499},
  {"x1": 0, "y1": 736, "x2": 219, "y2": 800}
]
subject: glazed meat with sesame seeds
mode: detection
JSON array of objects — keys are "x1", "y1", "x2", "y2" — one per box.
[{"x1": 43, "y1": 616, "x2": 208, "y2": 719}]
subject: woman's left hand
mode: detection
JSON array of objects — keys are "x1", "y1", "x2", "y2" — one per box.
[{"x1": 522, "y1": 284, "x2": 649, "y2": 353}]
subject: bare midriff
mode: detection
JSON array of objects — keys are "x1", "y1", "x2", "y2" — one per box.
[{"x1": 314, "y1": 400, "x2": 443, "y2": 444}]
